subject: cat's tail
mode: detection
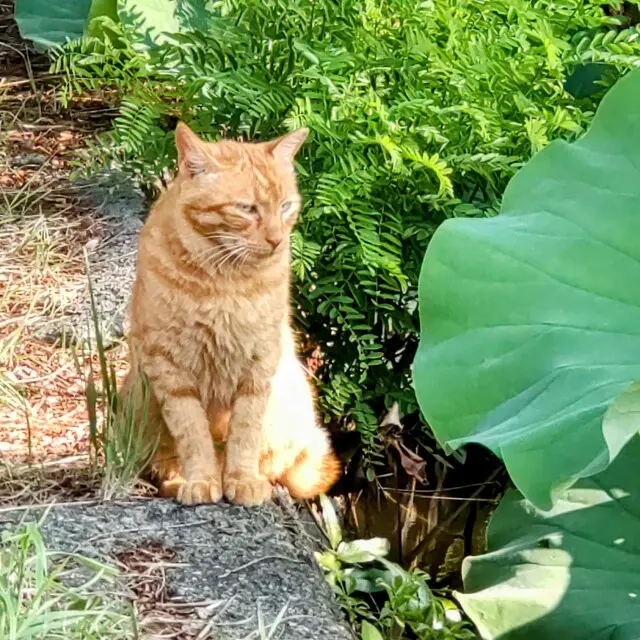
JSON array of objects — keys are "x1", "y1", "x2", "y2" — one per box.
[{"x1": 278, "y1": 431, "x2": 342, "y2": 499}]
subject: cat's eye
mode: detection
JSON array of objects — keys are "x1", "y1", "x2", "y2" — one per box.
[
  {"x1": 281, "y1": 201, "x2": 296, "y2": 217},
  {"x1": 235, "y1": 202, "x2": 258, "y2": 216}
]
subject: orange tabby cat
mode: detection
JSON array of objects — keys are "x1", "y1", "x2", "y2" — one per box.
[{"x1": 121, "y1": 123, "x2": 341, "y2": 506}]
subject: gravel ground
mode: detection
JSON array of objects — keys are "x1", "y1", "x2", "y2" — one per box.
[
  {"x1": 35, "y1": 172, "x2": 146, "y2": 347},
  {"x1": 0, "y1": 498, "x2": 353, "y2": 639}
]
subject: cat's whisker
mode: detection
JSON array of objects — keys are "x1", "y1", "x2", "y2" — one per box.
[
  {"x1": 202, "y1": 249, "x2": 234, "y2": 271},
  {"x1": 237, "y1": 251, "x2": 251, "y2": 273},
  {"x1": 197, "y1": 241, "x2": 244, "y2": 269},
  {"x1": 205, "y1": 232, "x2": 240, "y2": 242},
  {"x1": 192, "y1": 246, "x2": 220, "y2": 264},
  {"x1": 191, "y1": 234, "x2": 247, "y2": 265},
  {"x1": 207, "y1": 243, "x2": 246, "y2": 272},
  {"x1": 215, "y1": 245, "x2": 247, "y2": 272},
  {"x1": 196, "y1": 247, "x2": 229, "y2": 269},
  {"x1": 231, "y1": 247, "x2": 251, "y2": 273}
]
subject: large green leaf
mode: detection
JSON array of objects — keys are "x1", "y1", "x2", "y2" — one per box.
[
  {"x1": 117, "y1": 0, "x2": 180, "y2": 46},
  {"x1": 14, "y1": 0, "x2": 204, "y2": 50},
  {"x1": 14, "y1": 0, "x2": 93, "y2": 48},
  {"x1": 14, "y1": 0, "x2": 118, "y2": 49},
  {"x1": 458, "y1": 436, "x2": 640, "y2": 639},
  {"x1": 413, "y1": 68, "x2": 640, "y2": 509},
  {"x1": 87, "y1": 0, "x2": 119, "y2": 27},
  {"x1": 116, "y1": 0, "x2": 214, "y2": 47}
]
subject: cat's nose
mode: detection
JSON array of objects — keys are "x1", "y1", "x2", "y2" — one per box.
[{"x1": 266, "y1": 233, "x2": 284, "y2": 250}]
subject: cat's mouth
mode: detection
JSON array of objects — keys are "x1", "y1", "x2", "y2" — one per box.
[
  {"x1": 243, "y1": 240, "x2": 288, "y2": 260},
  {"x1": 250, "y1": 246, "x2": 286, "y2": 262}
]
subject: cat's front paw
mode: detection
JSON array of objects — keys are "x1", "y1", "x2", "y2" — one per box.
[
  {"x1": 178, "y1": 476, "x2": 223, "y2": 505},
  {"x1": 224, "y1": 472, "x2": 272, "y2": 506}
]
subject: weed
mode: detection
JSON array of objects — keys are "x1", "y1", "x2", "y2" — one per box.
[
  {"x1": 74, "y1": 251, "x2": 154, "y2": 499},
  {"x1": 0, "y1": 519, "x2": 136, "y2": 639},
  {"x1": 244, "y1": 602, "x2": 291, "y2": 640},
  {"x1": 315, "y1": 495, "x2": 475, "y2": 639}
]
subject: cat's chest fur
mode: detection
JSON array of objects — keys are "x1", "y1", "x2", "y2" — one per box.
[
  {"x1": 193, "y1": 292, "x2": 277, "y2": 353},
  {"x1": 183, "y1": 289, "x2": 283, "y2": 400}
]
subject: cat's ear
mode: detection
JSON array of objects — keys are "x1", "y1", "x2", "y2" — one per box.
[
  {"x1": 267, "y1": 128, "x2": 309, "y2": 166},
  {"x1": 175, "y1": 122, "x2": 215, "y2": 177}
]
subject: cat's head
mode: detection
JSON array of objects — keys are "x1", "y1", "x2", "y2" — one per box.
[{"x1": 174, "y1": 123, "x2": 308, "y2": 267}]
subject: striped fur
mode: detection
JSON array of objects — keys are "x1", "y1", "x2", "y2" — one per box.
[{"x1": 121, "y1": 123, "x2": 340, "y2": 506}]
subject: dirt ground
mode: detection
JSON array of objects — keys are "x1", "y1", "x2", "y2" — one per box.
[{"x1": 0, "y1": 0, "x2": 133, "y2": 467}]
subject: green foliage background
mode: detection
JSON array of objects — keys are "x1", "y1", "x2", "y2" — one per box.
[
  {"x1": 53, "y1": 0, "x2": 640, "y2": 444},
  {"x1": 412, "y1": 64, "x2": 640, "y2": 509}
]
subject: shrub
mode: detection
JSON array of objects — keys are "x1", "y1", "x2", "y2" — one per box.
[{"x1": 52, "y1": 0, "x2": 640, "y2": 444}]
